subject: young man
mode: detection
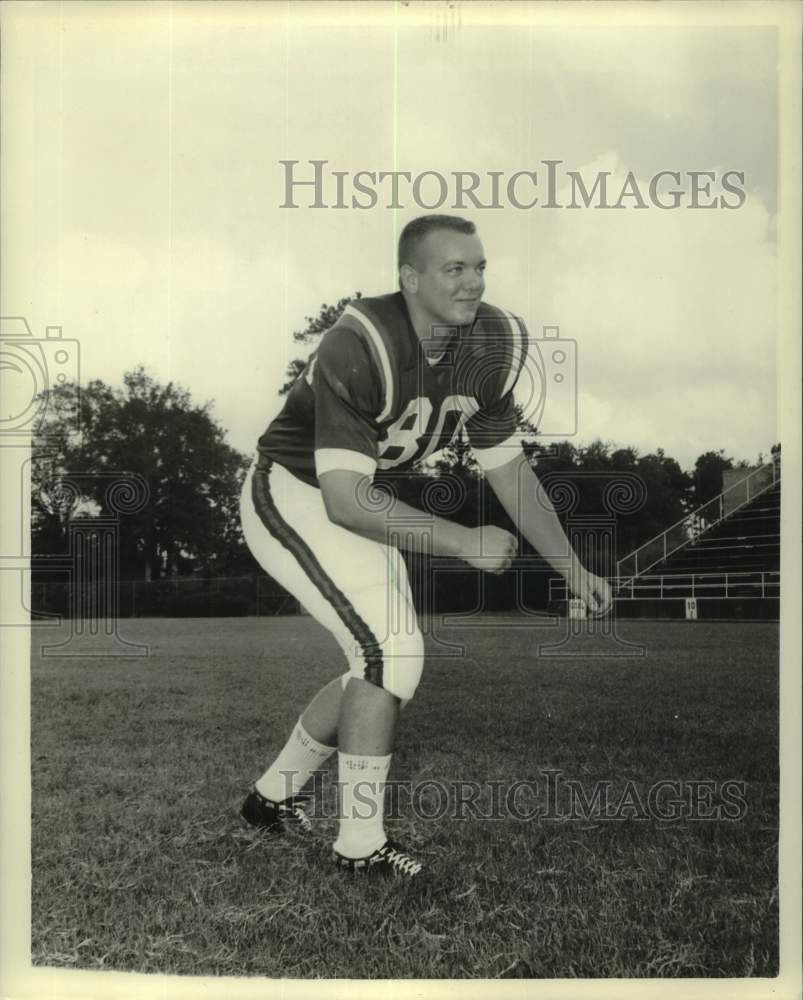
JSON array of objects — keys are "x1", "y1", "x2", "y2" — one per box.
[{"x1": 239, "y1": 214, "x2": 611, "y2": 879}]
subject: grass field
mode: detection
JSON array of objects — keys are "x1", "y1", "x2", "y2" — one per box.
[{"x1": 30, "y1": 615, "x2": 779, "y2": 979}]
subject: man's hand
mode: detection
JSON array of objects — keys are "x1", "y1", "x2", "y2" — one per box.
[
  {"x1": 566, "y1": 565, "x2": 613, "y2": 617},
  {"x1": 318, "y1": 468, "x2": 520, "y2": 569},
  {"x1": 463, "y1": 526, "x2": 518, "y2": 575}
]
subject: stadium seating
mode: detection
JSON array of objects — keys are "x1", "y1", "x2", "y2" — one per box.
[
  {"x1": 614, "y1": 472, "x2": 780, "y2": 619},
  {"x1": 661, "y1": 481, "x2": 780, "y2": 576}
]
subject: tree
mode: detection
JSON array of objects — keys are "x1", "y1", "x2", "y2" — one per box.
[
  {"x1": 429, "y1": 429, "x2": 479, "y2": 477},
  {"x1": 32, "y1": 367, "x2": 251, "y2": 580},
  {"x1": 520, "y1": 439, "x2": 693, "y2": 561},
  {"x1": 631, "y1": 448, "x2": 693, "y2": 543},
  {"x1": 691, "y1": 450, "x2": 734, "y2": 505},
  {"x1": 280, "y1": 293, "x2": 362, "y2": 394}
]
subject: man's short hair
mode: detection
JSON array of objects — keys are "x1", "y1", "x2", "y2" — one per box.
[{"x1": 398, "y1": 214, "x2": 476, "y2": 273}]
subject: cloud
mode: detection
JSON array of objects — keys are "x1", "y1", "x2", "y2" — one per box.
[
  {"x1": 513, "y1": 153, "x2": 777, "y2": 464},
  {"x1": 17, "y1": 14, "x2": 778, "y2": 471}
]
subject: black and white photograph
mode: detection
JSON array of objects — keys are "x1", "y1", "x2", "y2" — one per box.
[{"x1": 1, "y1": 1, "x2": 800, "y2": 997}]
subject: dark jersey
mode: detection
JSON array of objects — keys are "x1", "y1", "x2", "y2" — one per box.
[{"x1": 257, "y1": 292, "x2": 528, "y2": 487}]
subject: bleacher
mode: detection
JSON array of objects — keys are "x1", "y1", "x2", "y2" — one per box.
[
  {"x1": 613, "y1": 463, "x2": 781, "y2": 619},
  {"x1": 661, "y1": 481, "x2": 780, "y2": 575}
]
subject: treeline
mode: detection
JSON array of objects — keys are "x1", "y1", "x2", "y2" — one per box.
[
  {"x1": 32, "y1": 369, "x2": 252, "y2": 583},
  {"x1": 30, "y1": 296, "x2": 778, "y2": 595}
]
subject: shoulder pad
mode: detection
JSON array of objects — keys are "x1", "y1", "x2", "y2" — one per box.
[{"x1": 335, "y1": 296, "x2": 410, "y2": 422}]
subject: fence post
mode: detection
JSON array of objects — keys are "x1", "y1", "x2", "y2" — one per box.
[
  {"x1": 725, "y1": 574, "x2": 729, "y2": 598},
  {"x1": 761, "y1": 573, "x2": 765, "y2": 598}
]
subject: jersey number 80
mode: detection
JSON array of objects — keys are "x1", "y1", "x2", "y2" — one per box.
[{"x1": 377, "y1": 394, "x2": 478, "y2": 469}]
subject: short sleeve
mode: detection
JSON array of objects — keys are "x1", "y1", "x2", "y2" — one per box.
[
  {"x1": 465, "y1": 392, "x2": 522, "y2": 471},
  {"x1": 312, "y1": 325, "x2": 382, "y2": 478},
  {"x1": 464, "y1": 313, "x2": 528, "y2": 471}
]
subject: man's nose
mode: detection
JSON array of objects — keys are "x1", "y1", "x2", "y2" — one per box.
[{"x1": 463, "y1": 270, "x2": 484, "y2": 293}]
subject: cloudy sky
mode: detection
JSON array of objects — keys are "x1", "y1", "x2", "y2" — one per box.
[{"x1": 3, "y1": 1, "x2": 792, "y2": 469}]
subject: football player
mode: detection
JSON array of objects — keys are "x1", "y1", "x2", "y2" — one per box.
[{"x1": 239, "y1": 215, "x2": 611, "y2": 878}]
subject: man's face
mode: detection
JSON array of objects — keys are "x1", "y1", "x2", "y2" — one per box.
[{"x1": 408, "y1": 230, "x2": 486, "y2": 328}]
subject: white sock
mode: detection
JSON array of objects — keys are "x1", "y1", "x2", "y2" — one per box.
[
  {"x1": 332, "y1": 752, "x2": 392, "y2": 859},
  {"x1": 255, "y1": 718, "x2": 336, "y2": 802}
]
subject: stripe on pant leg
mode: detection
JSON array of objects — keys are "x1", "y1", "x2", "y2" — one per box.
[{"x1": 251, "y1": 461, "x2": 384, "y2": 689}]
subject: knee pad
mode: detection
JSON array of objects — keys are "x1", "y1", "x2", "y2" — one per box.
[{"x1": 343, "y1": 628, "x2": 424, "y2": 704}]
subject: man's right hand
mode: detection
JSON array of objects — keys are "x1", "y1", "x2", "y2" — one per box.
[
  {"x1": 319, "y1": 468, "x2": 519, "y2": 572},
  {"x1": 463, "y1": 526, "x2": 518, "y2": 575}
]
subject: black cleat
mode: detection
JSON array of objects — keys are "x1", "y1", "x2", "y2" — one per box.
[
  {"x1": 332, "y1": 839, "x2": 424, "y2": 879},
  {"x1": 240, "y1": 788, "x2": 312, "y2": 836}
]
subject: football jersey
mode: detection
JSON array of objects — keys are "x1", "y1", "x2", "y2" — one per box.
[{"x1": 257, "y1": 292, "x2": 528, "y2": 487}]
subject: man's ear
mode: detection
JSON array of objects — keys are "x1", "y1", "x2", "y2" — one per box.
[{"x1": 399, "y1": 263, "x2": 418, "y2": 294}]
